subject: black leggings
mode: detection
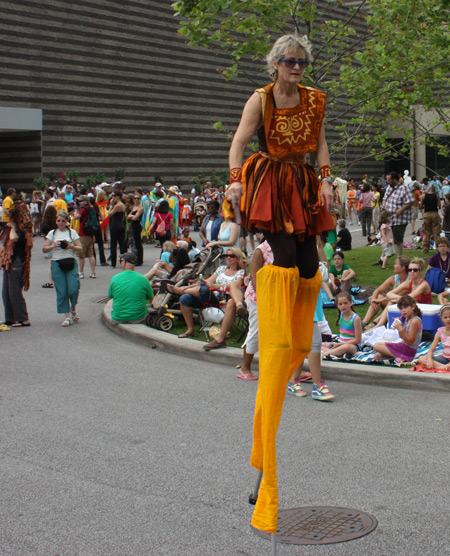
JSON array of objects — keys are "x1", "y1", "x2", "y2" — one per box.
[
  {"x1": 110, "y1": 228, "x2": 127, "y2": 267},
  {"x1": 264, "y1": 232, "x2": 318, "y2": 279}
]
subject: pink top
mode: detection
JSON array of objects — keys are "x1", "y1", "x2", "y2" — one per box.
[
  {"x1": 361, "y1": 191, "x2": 375, "y2": 208},
  {"x1": 438, "y1": 327, "x2": 450, "y2": 359},
  {"x1": 245, "y1": 241, "x2": 274, "y2": 303},
  {"x1": 380, "y1": 223, "x2": 393, "y2": 245}
]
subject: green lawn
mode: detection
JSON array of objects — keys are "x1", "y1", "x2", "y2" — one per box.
[
  {"x1": 325, "y1": 245, "x2": 435, "y2": 333},
  {"x1": 165, "y1": 245, "x2": 434, "y2": 340}
]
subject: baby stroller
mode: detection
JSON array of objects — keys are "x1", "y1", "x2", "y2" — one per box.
[
  {"x1": 146, "y1": 245, "x2": 222, "y2": 331},
  {"x1": 193, "y1": 201, "x2": 207, "y2": 232}
]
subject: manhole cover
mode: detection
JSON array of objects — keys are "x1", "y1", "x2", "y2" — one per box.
[{"x1": 252, "y1": 506, "x2": 377, "y2": 545}]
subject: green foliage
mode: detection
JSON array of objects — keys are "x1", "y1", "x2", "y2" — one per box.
[
  {"x1": 33, "y1": 177, "x2": 47, "y2": 189},
  {"x1": 114, "y1": 168, "x2": 126, "y2": 181},
  {"x1": 210, "y1": 169, "x2": 229, "y2": 187},
  {"x1": 94, "y1": 172, "x2": 105, "y2": 185},
  {"x1": 173, "y1": 0, "x2": 450, "y2": 171},
  {"x1": 66, "y1": 170, "x2": 80, "y2": 182},
  {"x1": 190, "y1": 172, "x2": 206, "y2": 191},
  {"x1": 85, "y1": 175, "x2": 96, "y2": 188}
]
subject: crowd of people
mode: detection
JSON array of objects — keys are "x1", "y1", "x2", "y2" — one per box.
[
  {"x1": 2, "y1": 170, "x2": 450, "y2": 357},
  {"x1": 330, "y1": 171, "x2": 450, "y2": 257}
]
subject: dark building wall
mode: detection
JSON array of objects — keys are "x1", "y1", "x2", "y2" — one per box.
[
  {"x1": 0, "y1": 131, "x2": 42, "y2": 189},
  {"x1": 0, "y1": 0, "x2": 258, "y2": 189},
  {"x1": 0, "y1": 0, "x2": 383, "y2": 191}
]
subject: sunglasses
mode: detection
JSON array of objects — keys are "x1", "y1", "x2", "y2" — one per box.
[
  {"x1": 408, "y1": 268, "x2": 420, "y2": 272},
  {"x1": 134, "y1": 197, "x2": 140, "y2": 200},
  {"x1": 226, "y1": 254, "x2": 237, "y2": 258},
  {"x1": 279, "y1": 58, "x2": 310, "y2": 69}
]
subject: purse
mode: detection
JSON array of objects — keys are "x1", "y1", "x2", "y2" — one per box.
[
  {"x1": 156, "y1": 214, "x2": 167, "y2": 237},
  {"x1": 57, "y1": 258, "x2": 75, "y2": 271}
]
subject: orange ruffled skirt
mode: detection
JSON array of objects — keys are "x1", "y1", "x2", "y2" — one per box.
[{"x1": 241, "y1": 152, "x2": 334, "y2": 239}]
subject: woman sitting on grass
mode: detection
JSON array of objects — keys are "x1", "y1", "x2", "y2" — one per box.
[
  {"x1": 365, "y1": 257, "x2": 431, "y2": 330},
  {"x1": 363, "y1": 256, "x2": 410, "y2": 330}
]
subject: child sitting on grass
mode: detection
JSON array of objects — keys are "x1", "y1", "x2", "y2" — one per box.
[
  {"x1": 373, "y1": 294, "x2": 422, "y2": 363},
  {"x1": 417, "y1": 305, "x2": 450, "y2": 370},
  {"x1": 322, "y1": 292, "x2": 362, "y2": 358}
]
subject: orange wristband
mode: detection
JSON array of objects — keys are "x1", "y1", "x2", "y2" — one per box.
[
  {"x1": 229, "y1": 167, "x2": 242, "y2": 183},
  {"x1": 320, "y1": 165, "x2": 331, "y2": 179}
]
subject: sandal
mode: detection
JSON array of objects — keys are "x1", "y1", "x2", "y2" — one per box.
[
  {"x1": 61, "y1": 318, "x2": 72, "y2": 327},
  {"x1": 71, "y1": 311, "x2": 80, "y2": 323},
  {"x1": 178, "y1": 331, "x2": 194, "y2": 338},
  {"x1": 236, "y1": 303, "x2": 249, "y2": 319},
  {"x1": 11, "y1": 322, "x2": 31, "y2": 327},
  {"x1": 42, "y1": 282, "x2": 54, "y2": 288},
  {"x1": 236, "y1": 373, "x2": 258, "y2": 381},
  {"x1": 364, "y1": 322, "x2": 377, "y2": 330}
]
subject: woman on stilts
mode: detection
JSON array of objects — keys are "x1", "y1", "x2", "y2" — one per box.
[{"x1": 226, "y1": 34, "x2": 334, "y2": 534}]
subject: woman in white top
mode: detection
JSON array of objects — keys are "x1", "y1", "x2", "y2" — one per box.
[
  {"x1": 43, "y1": 210, "x2": 82, "y2": 326},
  {"x1": 168, "y1": 246, "x2": 245, "y2": 339}
]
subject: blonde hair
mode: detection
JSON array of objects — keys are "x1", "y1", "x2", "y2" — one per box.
[
  {"x1": 163, "y1": 241, "x2": 175, "y2": 253},
  {"x1": 226, "y1": 246, "x2": 245, "y2": 269},
  {"x1": 96, "y1": 189, "x2": 106, "y2": 202},
  {"x1": 266, "y1": 34, "x2": 313, "y2": 77},
  {"x1": 409, "y1": 257, "x2": 425, "y2": 271},
  {"x1": 57, "y1": 210, "x2": 69, "y2": 221}
]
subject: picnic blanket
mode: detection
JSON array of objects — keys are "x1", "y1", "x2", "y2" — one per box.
[
  {"x1": 321, "y1": 287, "x2": 368, "y2": 309},
  {"x1": 323, "y1": 339, "x2": 444, "y2": 368}
]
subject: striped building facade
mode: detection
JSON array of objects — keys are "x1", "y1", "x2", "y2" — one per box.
[{"x1": 0, "y1": 0, "x2": 383, "y2": 191}]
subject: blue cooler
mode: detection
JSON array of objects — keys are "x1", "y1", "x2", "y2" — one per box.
[{"x1": 388, "y1": 303, "x2": 442, "y2": 333}]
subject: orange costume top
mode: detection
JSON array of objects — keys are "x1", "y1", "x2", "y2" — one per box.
[
  {"x1": 347, "y1": 188, "x2": 357, "y2": 207},
  {"x1": 241, "y1": 82, "x2": 334, "y2": 238}
]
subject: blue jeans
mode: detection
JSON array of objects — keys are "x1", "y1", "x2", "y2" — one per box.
[{"x1": 51, "y1": 259, "x2": 80, "y2": 313}]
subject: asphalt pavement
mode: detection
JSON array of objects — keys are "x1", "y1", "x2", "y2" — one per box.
[{"x1": 1, "y1": 231, "x2": 449, "y2": 556}]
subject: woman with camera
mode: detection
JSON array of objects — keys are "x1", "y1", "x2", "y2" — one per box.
[{"x1": 43, "y1": 210, "x2": 82, "y2": 327}]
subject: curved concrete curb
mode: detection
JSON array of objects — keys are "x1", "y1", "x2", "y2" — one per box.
[{"x1": 102, "y1": 301, "x2": 450, "y2": 392}]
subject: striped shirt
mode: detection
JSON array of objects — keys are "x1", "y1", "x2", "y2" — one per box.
[{"x1": 339, "y1": 312, "x2": 357, "y2": 342}]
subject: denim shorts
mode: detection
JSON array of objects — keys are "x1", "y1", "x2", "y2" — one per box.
[
  {"x1": 434, "y1": 355, "x2": 450, "y2": 365},
  {"x1": 180, "y1": 285, "x2": 219, "y2": 309}
]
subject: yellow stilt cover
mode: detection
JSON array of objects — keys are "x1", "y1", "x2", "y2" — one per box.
[{"x1": 250, "y1": 265, "x2": 321, "y2": 533}]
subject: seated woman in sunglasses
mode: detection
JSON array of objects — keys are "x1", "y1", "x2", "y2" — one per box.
[
  {"x1": 366, "y1": 257, "x2": 432, "y2": 330},
  {"x1": 167, "y1": 247, "x2": 245, "y2": 340}
]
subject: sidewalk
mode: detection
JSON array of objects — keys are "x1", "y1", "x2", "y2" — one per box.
[{"x1": 102, "y1": 301, "x2": 450, "y2": 392}]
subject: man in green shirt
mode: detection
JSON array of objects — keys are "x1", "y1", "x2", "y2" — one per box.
[{"x1": 108, "y1": 253, "x2": 153, "y2": 323}]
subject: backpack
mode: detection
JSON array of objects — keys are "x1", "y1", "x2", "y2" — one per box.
[
  {"x1": 156, "y1": 214, "x2": 167, "y2": 237},
  {"x1": 84, "y1": 207, "x2": 100, "y2": 236},
  {"x1": 425, "y1": 267, "x2": 446, "y2": 294}
]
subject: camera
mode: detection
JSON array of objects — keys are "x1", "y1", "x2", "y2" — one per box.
[{"x1": 59, "y1": 240, "x2": 68, "y2": 249}]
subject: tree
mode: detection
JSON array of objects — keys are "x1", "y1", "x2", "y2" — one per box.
[{"x1": 172, "y1": 0, "x2": 450, "y2": 173}]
